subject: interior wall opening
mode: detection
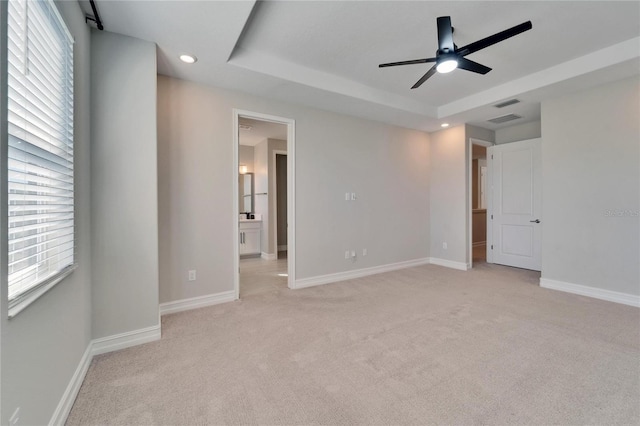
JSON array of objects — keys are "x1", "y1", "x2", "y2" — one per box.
[
  {"x1": 234, "y1": 113, "x2": 294, "y2": 298},
  {"x1": 468, "y1": 138, "x2": 493, "y2": 268}
]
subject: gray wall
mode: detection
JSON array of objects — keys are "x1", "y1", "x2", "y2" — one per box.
[
  {"x1": 466, "y1": 124, "x2": 495, "y2": 144},
  {"x1": 541, "y1": 76, "x2": 640, "y2": 296},
  {"x1": 0, "y1": 1, "x2": 93, "y2": 424},
  {"x1": 429, "y1": 125, "x2": 467, "y2": 264},
  {"x1": 238, "y1": 145, "x2": 255, "y2": 173},
  {"x1": 429, "y1": 125, "x2": 495, "y2": 266},
  {"x1": 254, "y1": 137, "x2": 287, "y2": 255},
  {"x1": 157, "y1": 76, "x2": 430, "y2": 303},
  {"x1": 90, "y1": 31, "x2": 159, "y2": 338},
  {"x1": 266, "y1": 139, "x2": 286, "y2": 255},
  {"x1": 253, "y1": 138, "x2": 269, "y2": 252},
  {"x1": 495, "y1": 120, "x2": 541, "y2": 144}
]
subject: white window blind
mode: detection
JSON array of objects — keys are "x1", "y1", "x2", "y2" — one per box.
[{"x1": 7, "y1": 0, "x2": 75, "y2": 309}]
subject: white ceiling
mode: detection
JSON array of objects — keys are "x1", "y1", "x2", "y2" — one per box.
[
  {"x1": 89, "y1": 1, "x2": 640, "y2": 133},
  {"x1": 238, "y1": 118, "x2": 287, "y2": 147}
]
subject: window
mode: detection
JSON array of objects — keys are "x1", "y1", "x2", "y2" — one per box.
[{"x1": 7, "y1": 0, "x2": 74, "y2": 316}]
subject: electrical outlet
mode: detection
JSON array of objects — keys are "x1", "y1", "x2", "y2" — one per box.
[
  {"x1": 9, "y1": 407, "x2": 20, "y2": 426},
  {"x1": 442, "y1": 242, "x2": 448, "y2": 250},
  {"x1": 351, "y1": 192, "x2": 357, "y2": 201},
  {"x1": 345, "y1": 250, "x2": 350, "y2": 259},
  {"x1": 362, "y1": 248, "x2": 367, "y2": 256},
  {"x1": 351, "y1": 250, "x2": 357, "y2": 262},
  {"x1": 188, "y1": 270, "x2": 196, "y2": 281},
  {"x1": 345, "y1": 192, "x2": 350, "y2": 201}
]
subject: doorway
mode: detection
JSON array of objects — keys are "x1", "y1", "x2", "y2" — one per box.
[
  {"x1": 274, "y1": 152, "x2": 287, "y2": 259},
  {"x1": 468, "y1": 138, "x2": 493, "y2": 268},
  {"x1": 232, "y1": 110, "x2": 296, "y2": 299}
]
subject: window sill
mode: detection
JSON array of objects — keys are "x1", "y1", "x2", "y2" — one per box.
[{"x1": 8, "y1": 265, "x2": 78, "y2": 319}]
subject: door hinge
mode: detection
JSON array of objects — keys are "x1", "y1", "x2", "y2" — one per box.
[
  {"x1": 491, "y1": 214, "x2": 493, "y2": 219},
  {"x1": 491, "y1": 154, "x2": 494, "y2": 159},
  {"x1": 491, "y1": 245, "x2": 493, "y2": 250}
]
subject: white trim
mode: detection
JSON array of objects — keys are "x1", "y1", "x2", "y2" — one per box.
[
  {"x1": 91, "y1": 323, "x2": 161, "y2": 356},
  {"x1": 232, "y1": 112, "x2": 240, "y2": 301},
  {"x1": 159, "y1": 291, "x2": 236, "y2": 316},
  {"x1": 287, "y1": 119, "x2": 296, "y2": 289},
  {"x1": 486, "y1": 145, "x2": 494, "y2": 264},
  {"x1": 8, "y1": 265, "x2": 77, "y2": 318},
  {"x1": 233, "y1": 109, "x2": 296, "y2": 299},
  {"x1": 429, "y1": 257, "x2": 470, "y2": 271},
  {"x1": 261, "y1": 252, "x2": 277, "y2": 261},
  {"x1": 540, "y1": 278, "x2": 640, "y2": 308},
  {"x1": 468, "y1": 138, "x2": 493, "y2": 270},
  {"x1": 50, "y1": 321, "x2": 165, "y2": 424},
  {"x1": 293, "y1": 258, "x2": 430, "y2": 289},
  {"x1": 48, "y1": 344, "x2": 92, "y2": 426}
]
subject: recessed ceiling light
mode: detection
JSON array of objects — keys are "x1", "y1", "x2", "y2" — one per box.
[
  {"x1": 441, "y1": 123, "x2": 450, "y2": 128},
  {"x1": 179, "y1": 54, "x2": 197, "y2": 64}
]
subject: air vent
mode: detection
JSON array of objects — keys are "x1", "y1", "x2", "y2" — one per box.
[
  {"x1": 239, "y1": 124, "x2": 252, "y2": 131},
  {"x1": 494, "y1": 98, "x2": 520, "y2": 108},
  {"x1": 487, "y1": 114, "x2": 522, "y2": 124}
]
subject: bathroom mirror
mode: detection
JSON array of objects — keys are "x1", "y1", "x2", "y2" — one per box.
[{"x1": 239, "y1": 172, "x2": 254, "y2": 213}]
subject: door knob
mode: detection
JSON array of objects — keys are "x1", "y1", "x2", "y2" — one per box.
[{"x1": 530, "y1": 219, "x2": 540, "y2": 223}]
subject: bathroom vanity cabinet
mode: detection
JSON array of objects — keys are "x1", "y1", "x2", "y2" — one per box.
[{"x1": 239, "y1": 220, "x2": 261, "y2": 256}]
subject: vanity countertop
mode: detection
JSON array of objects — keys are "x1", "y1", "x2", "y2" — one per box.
[{"x1": 240, "y1": 218, "x2": 262, "y2": 223}]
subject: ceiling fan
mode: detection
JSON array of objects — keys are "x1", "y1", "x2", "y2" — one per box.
[{"x1": 379, "y1": 16, "x2": 532, "y2": 89}]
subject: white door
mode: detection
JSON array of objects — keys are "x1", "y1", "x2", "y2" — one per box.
[{"x1": 488, "y1": 138, "x2": 541, "y2": 271}]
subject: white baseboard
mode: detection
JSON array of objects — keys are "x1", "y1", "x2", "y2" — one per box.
[
  {"x1": 429, "y1": 257, "x2": 469, "y2": 271},
  {"x1": 159, "y1": 290, "x2": 236, "y2": 316},
  {"x1": 278, "y1": 245, "x2": 288, "y2": 251},
  {"x1": 261, "y1": 252, "x2": 277, "y2": 260},
  {"x1": 540, "y1": 278, "x2": 640, "y2": 307},
  {"x1": 49, "y1": 344, "x2": 93, "y2": 426},
  {"x1": 50, "y1": 321, "x2": 163, "y2": 424},
  {"x1": 294, "y1": 257, "x2": 430, "y2": 289},
  {"x1": 91, "y1": 323, "x2": 161, "y2": 356}
]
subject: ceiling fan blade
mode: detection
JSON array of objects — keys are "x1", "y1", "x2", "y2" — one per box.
[
  {"x1": 379, "y1": 57, "x2": 436, "y2": 68},
  {"x1": 411, "y1": 65, "x2": 438, "y2": 89},
  {"x1": 437, "y1": 16, "x2": 454, "y2": 51},
  {"x1": 456, "y1": 57, "x2": 492, "y2": 74},
  {"x1": 456, "y1": 21, "x2": 532, "y2": 57}
]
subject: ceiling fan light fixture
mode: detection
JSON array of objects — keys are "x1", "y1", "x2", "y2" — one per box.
[
  {"x1": 379, "y1": 16, "x2": 532, "y2": 88},
  {"x1": 436, "y1": 57, "x2": 458, "y2": 74}
]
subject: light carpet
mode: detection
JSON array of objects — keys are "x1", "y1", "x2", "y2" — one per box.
[{"x1": 67, "y1": 262, "x2": 640, "y2": 425}]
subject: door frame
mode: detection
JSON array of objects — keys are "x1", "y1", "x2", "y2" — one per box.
[
  {"x1": 232, "y1": 109, "x2": 296, "y2": 300},
  {"x1": 272, "y1": 150, "x2": 287, "y2": 257},
  {"x1": 467, "y1": 138, "x2": 494, "y2": 268}
]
